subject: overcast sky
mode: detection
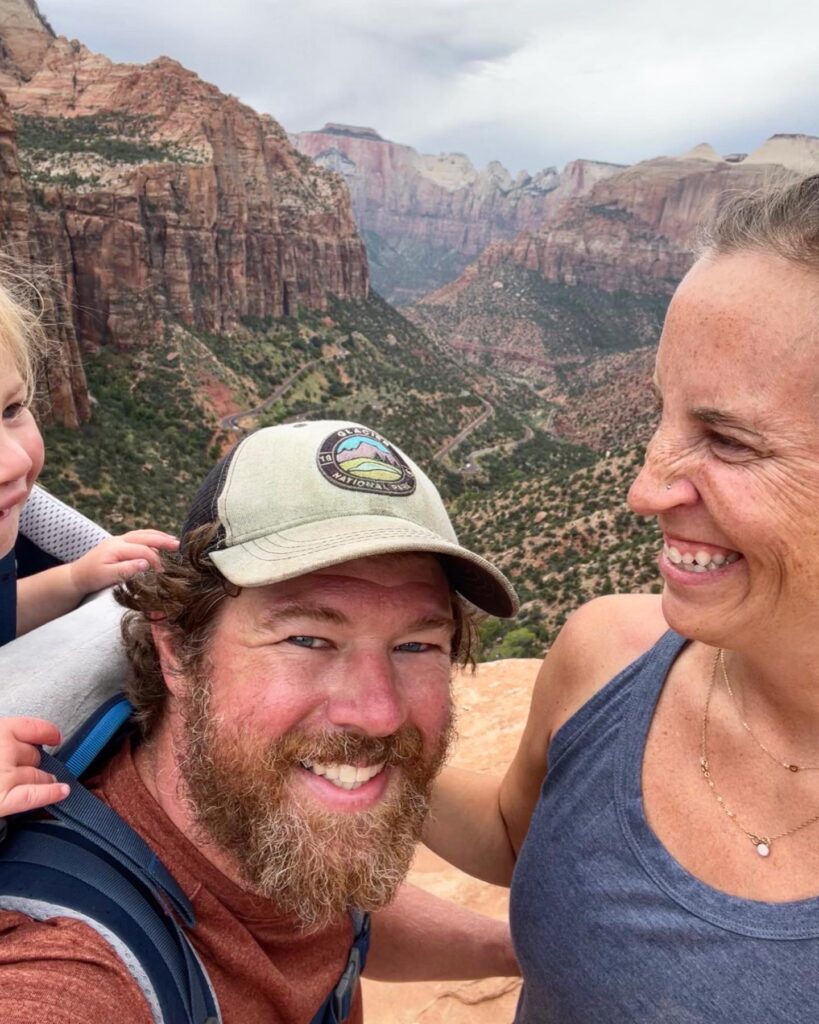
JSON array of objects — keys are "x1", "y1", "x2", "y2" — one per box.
[{"x1": 41, "y1": 0, "x2": 819, "y2": 174}]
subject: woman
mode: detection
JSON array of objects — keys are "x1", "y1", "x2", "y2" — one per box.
[{"x1": 425, "y1": 174, "x2": 819, "y2": 1021}]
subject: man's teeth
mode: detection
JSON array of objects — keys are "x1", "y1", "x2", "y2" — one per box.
[
  {"x1": 299, "y1": 759, "x2": 385, "y2": 791},
  {"x1": 664, "y1": 544, "x2": 740, "y2": 573}
]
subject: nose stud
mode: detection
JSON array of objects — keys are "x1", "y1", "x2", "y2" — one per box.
[{"x1": 665, "y1": 482, "x2": 673, "y2": 491}]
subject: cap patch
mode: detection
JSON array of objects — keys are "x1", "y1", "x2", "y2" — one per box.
[{"x1": 317, "y1": 426, "x2": 416, "y2": 496}]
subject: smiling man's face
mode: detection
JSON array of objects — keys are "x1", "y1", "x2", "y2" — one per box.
[{"x1": 174, "y1": 553, "x2": 456, "y2": 927}]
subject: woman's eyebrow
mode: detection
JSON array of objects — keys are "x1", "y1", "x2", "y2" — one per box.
[{"x1": 691, "y1": 406, "x2": 765, "y2": 438}]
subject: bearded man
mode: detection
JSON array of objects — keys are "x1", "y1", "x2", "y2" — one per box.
[{"x1": 0, "y1": 420, "x2": 519, "y2": 1023}]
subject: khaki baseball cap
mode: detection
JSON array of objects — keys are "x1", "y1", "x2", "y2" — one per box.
[{"x1": 181, "y1": 420, "x2": 518, "y2": 617}]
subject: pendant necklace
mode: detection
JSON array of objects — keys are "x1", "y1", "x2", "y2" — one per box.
[{"x1": 700, "y1": 649, "x2": 819, "y2": 859}]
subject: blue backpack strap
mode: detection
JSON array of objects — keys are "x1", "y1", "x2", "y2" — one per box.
[
  {"x1": 0, "y1": 548, "x2": 16, "y2": 647},
  {"x1": 0, "y1": 821, "x2": 218, "y2": 1023},
  {"x1": 0, "y1": 694, "x2": 220, "y2": 1023},
  {"x1": 309, "y1": 909, "x2": 371, "y2": 1024}
]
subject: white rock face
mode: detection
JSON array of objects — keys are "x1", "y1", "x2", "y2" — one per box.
[
  {"x1": 744, "y1": 134, "x2": 819, "y2": 174},
  {"x1": 680, "y1": 142, "x2": 725, "y2": 162},
  {"x1": 416, "y1": 151, "x2": 480, "y2": 191}
]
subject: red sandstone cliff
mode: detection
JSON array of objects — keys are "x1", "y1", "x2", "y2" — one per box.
[
  {"x1": 292, "y1": 123, "x2": 623, "y2": 303},
  {"x1": 0, "y1": 0, "x2": 368, "y2": 422},
  {"x1": 0, "y1": 88, "x2": 88, "y2": 425}
]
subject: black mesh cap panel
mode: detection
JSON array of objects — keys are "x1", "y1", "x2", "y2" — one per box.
[{"x1": 179, "y1": 443, "x2": 240, "y2": 554}]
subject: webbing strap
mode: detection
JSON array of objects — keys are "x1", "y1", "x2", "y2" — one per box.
[
  {"x1": 0, "y1": 549, "x2": 16, "y2": 647},
  {"x1": 39, "y1": 750, "x2": 196, "y2": 928}
]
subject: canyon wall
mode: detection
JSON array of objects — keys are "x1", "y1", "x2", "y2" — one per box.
[
  {"x1": 292, "y1": 123, "x2": 623, "y2": 303},
  {"x1": 0, "y1": 0, "x2": 368, "y2": 422},
  {"x1": 413, "y1": 137, "x2": 818, "y2": 372}
]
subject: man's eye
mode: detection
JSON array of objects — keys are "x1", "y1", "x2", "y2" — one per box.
[
  {"x1": 286, "y1": 635, "x2": 330, "y2": 649},
  {"x1": 395, "y1": 642, "x2": 432, "y2": 653}
]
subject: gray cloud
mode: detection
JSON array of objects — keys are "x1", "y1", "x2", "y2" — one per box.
[{"x1": 42, "y1": 0, "x2": 819, "y2": 173}]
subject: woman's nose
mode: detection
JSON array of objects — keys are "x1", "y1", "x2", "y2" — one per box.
[{"x1": 627, "y1": 432, "x2": 699, "y2": 516}]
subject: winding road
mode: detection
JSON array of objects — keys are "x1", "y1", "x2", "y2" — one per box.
[{"x1": 432, "y1": 397, "x2": 494, "y2": 462}]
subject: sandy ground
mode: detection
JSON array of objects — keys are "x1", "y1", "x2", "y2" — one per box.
[{"x1": 362, "y1": 658, "x2": 541, "y2": 1023}]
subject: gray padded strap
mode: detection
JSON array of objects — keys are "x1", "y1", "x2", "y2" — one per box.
[
  {"x1": 0, "y1": 589, "x2": 125, "y2": 738},
  {"x1": 19, "y1": 486, "x2": 110, "y2": 563},
  {"x1": 0, "y1": 896, "x2": 162, "y2": 1022}
]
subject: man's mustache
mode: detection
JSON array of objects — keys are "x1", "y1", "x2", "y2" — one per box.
[{"x1": 258, "y1": 727, "x2": 425, "y2": 771}]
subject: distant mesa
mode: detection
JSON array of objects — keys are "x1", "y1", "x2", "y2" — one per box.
[
  {"x1": 680, "y1": 142, "x2": 724, "y2": 162},
  {"x1": 320, "y1": 124, "x2": 384, "y2": 142},
  {"x1": 744, "y1": 133, "x2": 819, "y2": 174}
]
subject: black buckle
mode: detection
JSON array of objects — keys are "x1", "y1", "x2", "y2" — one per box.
[{"x1": 331, "y1": 945, "x2": 361, "y2": 1022}]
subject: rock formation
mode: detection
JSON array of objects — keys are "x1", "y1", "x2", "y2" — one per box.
[
  {"x1": 0, "y1": 0, "x2": 368, "y2": 423},
  {"x1": 414, "y1": 137, "x2": 819, "y2": 371},
  {"x1": 0, "y1": 88, "x2": 87, "y2": 425},
  {"x1": 292, "y1": 123, "x2": 623, "y2": 303}
]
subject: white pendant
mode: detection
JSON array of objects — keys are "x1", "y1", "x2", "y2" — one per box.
[{"x1": 756, "y1": 842, "x2": 770, "y2": 858}]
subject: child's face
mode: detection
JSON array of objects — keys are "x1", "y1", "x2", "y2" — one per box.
[{"x1": 0, "y1": 346, "x2": 44, "y2": 558}]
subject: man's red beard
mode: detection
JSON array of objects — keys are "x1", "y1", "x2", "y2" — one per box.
[{"x1": 177, "y1": 671, "x2": 454, "y2": 931}]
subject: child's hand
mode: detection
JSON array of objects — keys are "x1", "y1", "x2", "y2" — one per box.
[
  {"x1": 68, "y1": 530, "x2": 179, "y2": 599},
  {"x1": 0, "y1": 717, "x2": 69, "y2": 817}
]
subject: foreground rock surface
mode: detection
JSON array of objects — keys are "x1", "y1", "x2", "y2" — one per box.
[{"x1": 362, "y1": 658, "x2": 541, "y2": 1023}]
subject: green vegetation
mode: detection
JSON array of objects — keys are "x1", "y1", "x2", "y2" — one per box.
[
  {"x1": 40, "y1": 335, "x2": 214, "y2": 532},
  {"x1": 16, "y1": 113, "x2": 204, "y2": 189},
  {"x1": 41, "y1": 290, "x2": 659, "y2": 661}
]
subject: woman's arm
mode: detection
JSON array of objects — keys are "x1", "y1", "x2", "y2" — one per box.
[
  {"x1": 365, "y1": 883, "x2": 519, "y2": 981},
  {"x1": 423, "y1": 595, "x2": 669, "y2": 886}
]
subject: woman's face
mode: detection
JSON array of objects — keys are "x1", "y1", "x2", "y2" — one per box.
[
  {"x1": 628, "y1": 252, "x2": 819, "y2": 651},
  {"x1": 0, "y1": 346, "x2": 44, "y2": 558}
]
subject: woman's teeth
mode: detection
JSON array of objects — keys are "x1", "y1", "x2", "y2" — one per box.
[
  {"x1": 299, "y1": 759, "x2": 385, "y2": 791},
  {"x1": 664, "y1": 544, "x2": 740, "y2": 573}
]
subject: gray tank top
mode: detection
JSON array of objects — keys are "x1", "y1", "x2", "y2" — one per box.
[{"x1": 510, "y1": 631, "x2": 819, "y2": 1023}]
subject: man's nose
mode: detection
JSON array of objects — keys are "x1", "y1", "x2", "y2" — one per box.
[
  {"x1": 627, "y1": 431, "x2": 699, "y2": 516},
  {"x1": 326, "y1": 650, "x2": 406, "y2": 737}
]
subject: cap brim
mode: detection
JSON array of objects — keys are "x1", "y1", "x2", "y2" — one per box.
[{"x1": 209, "y1": 514, "x2": 518, "y2": 618}]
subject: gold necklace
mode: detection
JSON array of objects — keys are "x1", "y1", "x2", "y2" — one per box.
[
  {"x1": 700, "y1": 650, "x2": 819, "y2": 859},
  {"x1": 718, "y1": 649, "x2": 819, "y2": 773}
]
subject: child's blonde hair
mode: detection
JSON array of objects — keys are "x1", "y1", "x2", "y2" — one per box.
[{"x1": 0, "y1": 259, "x2": 47, "y2": 400}]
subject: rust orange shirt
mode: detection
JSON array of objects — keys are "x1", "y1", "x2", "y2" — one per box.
[{"x1": 0, "y1": 742, "x2": 364, "y2": 1024}]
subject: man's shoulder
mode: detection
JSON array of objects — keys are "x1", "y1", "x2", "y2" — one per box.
[{"x1": 0, "y1": 908, "x2": 153, "y2": 1024}]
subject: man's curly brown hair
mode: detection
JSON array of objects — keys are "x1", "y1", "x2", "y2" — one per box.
[{"x1": 115, "y1": 522, "x2": 477, "y2": 738}]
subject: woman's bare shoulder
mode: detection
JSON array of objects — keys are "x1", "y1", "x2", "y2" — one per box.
[{"x1": 531, "y1": 594, "x2": 668, "y2": 740}]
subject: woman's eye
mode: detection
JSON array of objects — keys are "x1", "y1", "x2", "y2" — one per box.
[
  {"x1": 395, "y1": 641, "x2": 432, "y2": 653},
  {"x1": 709, "y1": 432, "x2": 751, "y2": 454},
  {"x1": 286, "y1": 635, "x2": 330, "y2": 649}
]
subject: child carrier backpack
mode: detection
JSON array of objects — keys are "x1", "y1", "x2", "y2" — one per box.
[
  {"x1": 0, "y1": 488, "x2": 370, "y2": 1023},
  {"x1": 0, "y1": 695, "x2": 371, "y2": 1024}
]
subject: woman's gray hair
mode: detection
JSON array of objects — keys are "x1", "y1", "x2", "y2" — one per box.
[{"x1": 699, "y1": 174, "x2": 819, "y2": 272}]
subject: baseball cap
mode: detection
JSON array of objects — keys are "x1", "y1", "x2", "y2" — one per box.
[{"x1": 181, "y1": 420, "x2": 518, "y2": 618}]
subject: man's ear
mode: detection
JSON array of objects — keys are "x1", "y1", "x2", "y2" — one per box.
[{"x1": 150, "y1": 622, "x2": 186, "y2": 697}]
